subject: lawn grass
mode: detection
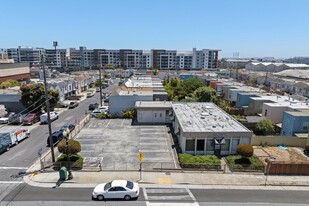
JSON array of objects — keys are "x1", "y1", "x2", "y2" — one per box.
[
  {"x1": 225, "y1": 155, "x2": 264, "y2": 171},
  {"x1": 178, "y1": 154, "x2": 221, "y2": 169}
]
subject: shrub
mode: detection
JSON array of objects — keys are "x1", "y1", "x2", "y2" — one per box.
[
  {"x1": 56, "y1": 154, "x2": 84, "y2": 169},
  {"x1": 236, "y1": 143, "x2": 253, "y2": 159},
  {"x1": 57, "y1": 139, "x2": 81, "y2": 155},
  {"x1": 122, "y1": 109, "x2": 136, "y2": 119}
]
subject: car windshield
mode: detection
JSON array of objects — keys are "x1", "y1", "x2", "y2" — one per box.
[
  {"x1": 126, "y1": 181, "x2": 134, "y2": 189},
  {"x1": 104, "y1": 182, "x2": 111, "y2": 191}
]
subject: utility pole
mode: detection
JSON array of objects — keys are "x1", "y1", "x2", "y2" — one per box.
[
  {"x1": 99, "y1": 65, "x2": 103, "y2": 106},
  {"x1": 42, "y1": 54, "x2": 55, "y2": 163}
]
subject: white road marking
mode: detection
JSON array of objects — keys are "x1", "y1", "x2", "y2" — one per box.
[
  {"x1": 121, "y1": 119, "x2": 125, "y2": 127},
  {"x1": 105, "y1": 119, "x2": 112, "y2": 128},
  {"x1": 186, "y1": 188, "x2": 199, "y2": 206},
  {"x1": 0, "y1": 167, "x2": 28, "y2": 170},
  {"x1": 0, "y1": 181, "x2": 24, "y2": 184}
]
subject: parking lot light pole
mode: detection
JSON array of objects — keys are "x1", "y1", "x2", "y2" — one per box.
[{"x1": 41, "y1": 55, "x2": 55, "y2": 163}]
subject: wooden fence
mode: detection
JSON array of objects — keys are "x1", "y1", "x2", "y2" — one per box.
[{"x1": 268, "y1": 161, "x2": 309, "y2": 175}]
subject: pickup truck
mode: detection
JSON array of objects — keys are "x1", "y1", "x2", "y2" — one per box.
[
  {"x1": 40, "y1": 112, "x2": 59, "y2": 124},
  {"x1": 68, "y1": 102, "x2": 79, "y2": 109},
  {"x1": 22, "y1": 113, "x2": 39, "y2": 125}
]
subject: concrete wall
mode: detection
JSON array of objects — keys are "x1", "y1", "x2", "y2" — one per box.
[
  {"x1": 262, "y1": 104, "x2": 288, "y2": 124},
  {"x1": 137, "y1": 108, "x2": 172, "y2": 124},
  {"x1": 281, "y1": 112, "x2": 309, "y2": 136},
  {"x1": 252, "y1": 135, "x2": 307, "y2": 148},
  {"x1": 109, "y1": 95, "x2": 153, "y2": 116},
  {"x1": 236, "y1": 93, "x2": 259, "y2": 108}
]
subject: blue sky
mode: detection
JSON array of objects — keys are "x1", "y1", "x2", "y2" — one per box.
[{"x1": 1, "y1": 0, "x2": 308, "y2": 58}]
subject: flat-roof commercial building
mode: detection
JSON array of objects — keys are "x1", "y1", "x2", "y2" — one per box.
[
  {"x1": 172, "y1": 102, "x2": 252, "y2": 155},
  {"x1": 0, "y1": 63, "x2": 30, "y2": 83}
]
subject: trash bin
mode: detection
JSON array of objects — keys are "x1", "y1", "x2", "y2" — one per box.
[{"x1": 59, "y1": 166, "x2": 67, "y2": 180}]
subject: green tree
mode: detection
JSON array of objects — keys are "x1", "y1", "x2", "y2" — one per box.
[
  {"x1": 103, "y1": 64, "x2": 115, "y2": 70},
  {"x1": 236, "y1": 143, "x2": 254, "y2": 159},
  {"x1": 58, "y1": 139, "x2": 81, "y2": 155},
  {"x1": 95, "y1": 79, "x2": 104, "y2": 87},
  {"x1": 0, "y1": 79, "x2": 21, "y2": 89},
  {"x1": 20, "y1": 83, "x2": 59, "y2": 113},
  {"x1": 194, "y1": 86, "x2": 217, "y2": 102},
  {"x1": 150, "y1": 67, "x2": 158, "y2": 75},
  {"x1": 255, "y1": 119, "x2": 275, "y2": 135}
]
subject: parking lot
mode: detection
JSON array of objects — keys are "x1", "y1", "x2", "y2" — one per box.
[{"x1": 76, "y1": 118, "x2": 178, "y2": 170}]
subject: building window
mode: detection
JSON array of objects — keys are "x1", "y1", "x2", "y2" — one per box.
[
  {"x1": 159, "y1": 113, "x2": 162, "y2": 118},
  {"x1": 206, "y1": 139, "x2": 214, "y2": 151},
  {"x1": 197, "y1": 139, "x2": 205, "y2": 151},
  {"x1": 154, "y1": 113, "x2": 157, "y2": 118},
  {"x1": 185, "y1": 139, "x2": 195, "y2": 151},
  {"x1": 303, "y1": 122, "x2": 309, "y2": 131},
  {"x1": 221, "y1": 139, "x2": 230, "y2": 151},
  {"x1": 264, "y1": 109, "x2": 268, "y2": 116}
]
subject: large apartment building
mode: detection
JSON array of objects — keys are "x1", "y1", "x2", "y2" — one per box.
[{"x1": 1, "y1": 46, "x2": 220, "y2": 70}]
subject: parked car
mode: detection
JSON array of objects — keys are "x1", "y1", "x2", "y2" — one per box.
[
  {"x1": 91, "y1": 109, "x2": 105, "y2": 117},
  {"x1": 40, "y1": 112, "x2": 59, "y2": 124},
  {"x1": 67, "y1": 95, "x2": 82, "y2": 100},
  {"x1": 55, "y1": 102, "x2": 69, "y2": 108},
  {"x1": 104, "y1": 97, "x2": 109, "y2": 103},
  {"x1": 87, "y1": 92, "x2": 95, "y2": 98},
  {"x1": 0, "y1": 112, "x2": 16, "y2": 124},
  {"x1": 22, "y1": 113, "x2": 39, "y2": 125},
  {"x1": 47, "y1": 130, "x2": 64, "y2": 147},
  {"x1": 96, "y1": 87, "x2": 100, "y2": 92},
  {"x1": 68, "y1": 102, "x2": 79, "y2": 109},
  {"x1": 92, "y1": 180, "x2": 139, "y2": 201},
  {"x1": 60, "y1": 124, "x2": 75, "y2": 133},
  {"x1": 8, "y1": 114, "x2": 23, "y2": 125},
  {"x1": 98, "y1": 106, "x2": 109, "y2": 114},
  {"x1": 0, "y1": 128, "x2": 30, "y2": 154},
  {"x1": 89, "y1": 103, "x2": 98, "y2": 110}
]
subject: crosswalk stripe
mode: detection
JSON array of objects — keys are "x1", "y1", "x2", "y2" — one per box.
[
  {"x1": 0, "y1": 181, "x2": 23, "y2": 184},
  {"x1": 146, "y1": 188, "x2": 188, "y2": 193},
  {"x1": 0, "y1": 167, "x2": 28, "y2": 170},
  {"x1": 147, "y1": 195, "x2": 192, "y2": 201}
]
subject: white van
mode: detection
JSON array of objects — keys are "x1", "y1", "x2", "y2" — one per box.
[{"x1": 40, "y1": 112, "x2": 59, "y2": 124}]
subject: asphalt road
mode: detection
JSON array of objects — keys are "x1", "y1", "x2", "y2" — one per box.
[{"x1": 1, "y1": 184, "x2": 309, "y2": 206}]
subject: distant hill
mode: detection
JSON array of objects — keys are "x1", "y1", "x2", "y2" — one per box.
[{"x1": 284, "y1": 57, "x2": 309, "y2": 64}]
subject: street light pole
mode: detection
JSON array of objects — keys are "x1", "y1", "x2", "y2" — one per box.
[
  {"x1": 99, "y1": 66, "x2": 103, "y2": 106},
  {"x1": 41, "y1": 54, "x2": 55, "y2": 163},
  {"x1": 65, "y1": 133, "x2": 73, "y2": 180}
]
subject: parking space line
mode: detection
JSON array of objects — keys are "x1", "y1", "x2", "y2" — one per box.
[
  {"x1": 121, "y1": 119, "x2": 125, "y2": 127},
  {"x1": 105, "y1": 119, "x2": 112, "y2": 128}
]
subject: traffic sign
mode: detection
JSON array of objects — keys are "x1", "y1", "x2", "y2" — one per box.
[{"x1": 138, "y1": 152, "x2": 144, "y2": 162}]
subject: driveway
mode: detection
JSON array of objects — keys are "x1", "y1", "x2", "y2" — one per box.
[{"x1": 76, "y1": 118, "x2": 178, "y2": 170}]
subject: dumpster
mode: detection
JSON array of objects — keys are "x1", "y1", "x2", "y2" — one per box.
[{"x1": 59, "y1": 166, "x2": 67, "y2": 180}]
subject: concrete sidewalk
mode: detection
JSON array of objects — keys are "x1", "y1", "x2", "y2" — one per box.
[{"x1": 23, "y1": 169, "x2": 309, "y2": 190}]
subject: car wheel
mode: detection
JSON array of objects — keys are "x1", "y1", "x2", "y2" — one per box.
[
  {"x1": 97, "y1": 195, "x2": 104, "y2": 201},
  {"x1": 124, "y1": 195, "x2": 131, "y2": 201},
  {"x1": 6, "y1": 146, "x2": 10, "y2": 151}
]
